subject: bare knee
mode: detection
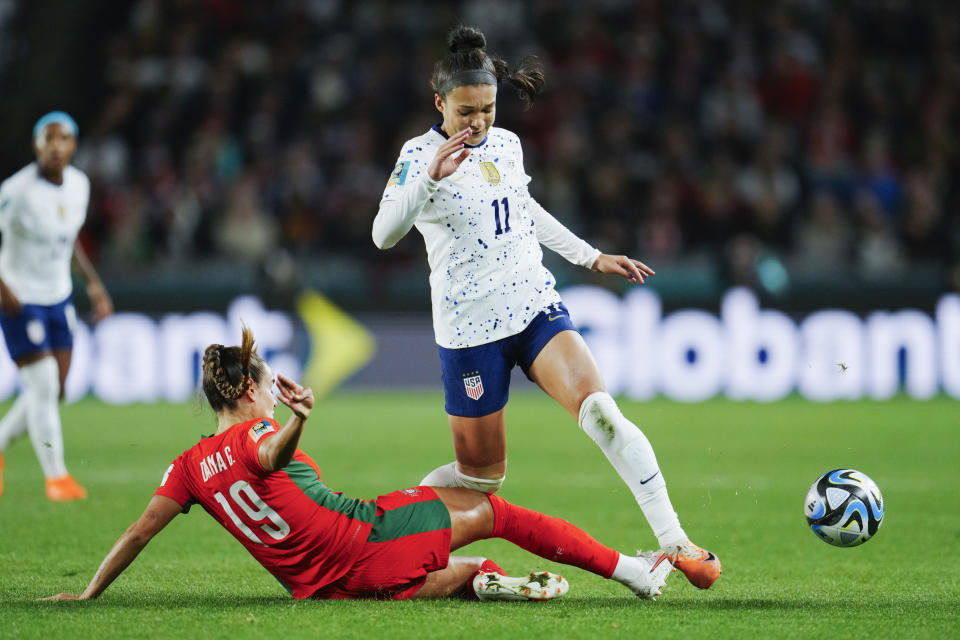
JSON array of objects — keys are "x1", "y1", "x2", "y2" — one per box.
[
  {"x1": 432, "y1": 487, "x2": 495, "y2": 549},
  {"x1": 448, "y1": 410, "x2": 507, "y2": 473},
  {"x1": 572, "y1": 386, "x2": 607, "y2": 418}
]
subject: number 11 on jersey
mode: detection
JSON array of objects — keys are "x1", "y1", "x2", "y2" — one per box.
[{"x1": 492, "y1": 197, "x2": 511, "y2": 236}]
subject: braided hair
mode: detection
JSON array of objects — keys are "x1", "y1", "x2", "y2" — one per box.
[
  {"x1": 202, "y1": 326, "x2": 267, "y2": 412},
  {"x1": 431, "y1": 25, "x2": 545, "y2": 108}
]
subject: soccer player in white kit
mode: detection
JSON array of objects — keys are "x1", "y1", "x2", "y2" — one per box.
[
  {"x1": 0, "y1": 111, "x2": 113, "y2": 501},
  {"x1": 373, "y1": 26, "x2": 720, "y2": 590}
]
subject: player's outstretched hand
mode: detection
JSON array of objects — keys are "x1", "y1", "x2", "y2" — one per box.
[
  {"x1": 427, "y1": 128, "x2": 472, "y2": 181},
  {"x1": 592, "y1": 254, "x2": 656, "y2": 284},
  {"x1": 87, "y1": 281, "x2": 114, "y2": 323},
  {"x1": 39, "y1": 593, "x2": 83, "y2": 601},
  {"x1": 276, "y1": 373, "x2": 314, "y2": 420}
]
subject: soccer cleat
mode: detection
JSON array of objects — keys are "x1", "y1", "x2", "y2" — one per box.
[
  {"x1": 473, "y1": 571, "x2": 569, "y2": 602},
  {"x1": 619, "y1": 551, "x2": 674, "y2": 599},
  {"x1": 45, "y1": 474, "x2": 87, "y2": 502},
  {"x1": 663, "y1": 540, "x2": 721, "y2": 589}
]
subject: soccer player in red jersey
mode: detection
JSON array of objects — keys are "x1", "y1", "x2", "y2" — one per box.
[{"x1": 42, "y1": 329, "x2": 673, "y2": 602}]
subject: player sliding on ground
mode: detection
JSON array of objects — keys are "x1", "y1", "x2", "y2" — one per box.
[{"x1": 42, "y1": 328, "x2": 673, "y2": 602}]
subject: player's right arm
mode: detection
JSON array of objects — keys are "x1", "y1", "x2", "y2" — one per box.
[
  {"x1": 372, "y1": 128, "x2": 471, "y2": 249},
  {"x1": 258, "y1": 373, "x2": 315, "y2": 471},
  {"x1": 40, "y1": 495, "x2": 182, "y2": 601}
]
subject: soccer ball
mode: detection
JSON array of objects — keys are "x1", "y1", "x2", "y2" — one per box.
[{"x1": 804, "y1": 469, "x2": 884, "y2": 547}]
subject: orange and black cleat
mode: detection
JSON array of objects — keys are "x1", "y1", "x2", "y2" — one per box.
[{"x1": 664, "y1": 541, "x2": 721, "y2": 589}]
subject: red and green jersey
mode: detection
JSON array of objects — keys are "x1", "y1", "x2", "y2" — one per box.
[{"x1": 155, "y1": 417, "x2": 378, "y2": 599}]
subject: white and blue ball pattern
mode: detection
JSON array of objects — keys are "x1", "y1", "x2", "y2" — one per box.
[{"x1": 804, "y1": 469, "x2": 884, "y2": 547}]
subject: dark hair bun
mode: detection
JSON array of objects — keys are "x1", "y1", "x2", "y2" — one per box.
[{"x1": 448, "y1": 25, "x2": 486, "y2": 53}]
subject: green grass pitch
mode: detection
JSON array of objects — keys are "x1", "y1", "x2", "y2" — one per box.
[{"x1": 0, "y1": 392, "x2": 957, "y2": 639}]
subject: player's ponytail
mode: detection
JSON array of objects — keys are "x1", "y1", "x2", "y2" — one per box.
[
  {"x1": 239, "y1": 325, "x2": 255, "y2": 375},
  {"x1": 431, "y1": 25, "x2": 545, "y2": 108},
  {"x1": 493, "y1": 56, "x2": 545, "y2": 108},
  {"x1": 202, "y1": 325, "x2": 267, "y2": 412}
]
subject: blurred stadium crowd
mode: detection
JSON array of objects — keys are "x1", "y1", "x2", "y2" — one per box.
[{"x1": 1, "y1": 0, "x2": 958, "y2": 300}]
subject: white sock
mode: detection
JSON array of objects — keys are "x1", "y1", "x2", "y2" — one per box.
[
  {"x1": 453, "y1": 465, "x2": 504, "y2": 493},
  {"x1": 420, "y1": 461, "x2": 457, "y2": 487},
  {"x1": 610, "y1": 553, "x2": 637, "y2": 584},
  {"x1": 579, "y1": 392, "x2": 686, "y2": 548},
  {"x1": 20, "y1": 357, "x2": 67, "y2": 479},
  {"x1": 420, "y1": 461, "x2": 506, "y2": 493},
  {"x1": 0, "y1": 393, "x2": 29, "y2": 450}
]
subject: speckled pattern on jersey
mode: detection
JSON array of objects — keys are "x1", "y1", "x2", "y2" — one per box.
[{"x1": 381, "y1": 126, "x2": 563, "y2": 349}]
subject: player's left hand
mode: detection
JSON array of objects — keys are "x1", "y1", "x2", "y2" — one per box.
[
  {"x1": 276, "y1": 373, "x2": 314, "y2": 420},
  {"x1": 87, "y1": 281, "x2": 113, "y2": 323},
  {"x1": 39, "y1": 592, "x2": 84, "y2": 601},
  {"x1": 592, "y1": 254, "x2": 655, "y2": 284}
]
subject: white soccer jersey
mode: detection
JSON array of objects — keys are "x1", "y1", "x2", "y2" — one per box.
[
  {"x1": 0, "y1": 163, "x2": 89, "y2": 305},
  {"x1": 375, "y1": 125, "x2": 599, "y2": 349}
]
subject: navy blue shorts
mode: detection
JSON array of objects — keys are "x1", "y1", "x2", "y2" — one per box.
[
  {"x1": 439, "y1": 302, "x2": 577, "y2": 418},
  {"x1": 0, "y1": 295, "x2": 76, "y2": 361}
]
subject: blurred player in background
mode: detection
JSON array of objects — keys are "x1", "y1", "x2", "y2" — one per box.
[
  {"x1": 373, "y1": 25, "x2": 720, "y2": 589},
  {"x1": 0, "y1": 111, "x2": 113, "y2": 501},
  {"x1": 42, "y1": 329, "x2": 673, "y2": 602}
]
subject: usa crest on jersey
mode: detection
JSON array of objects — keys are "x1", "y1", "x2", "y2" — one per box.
[
  {"x1": 479, "y1": 161, "x2": 500, "y2": 185},
  {"x1": 463, "y1": 374, "x2": 484, "y2": 400}
]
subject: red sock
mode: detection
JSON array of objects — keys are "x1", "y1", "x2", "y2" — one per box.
[
  {"x1": 464, "y1": 558, "x2": 506, "y2": 600},
  {"x1": 486, "y1": 495, "x2": 619, "y2": 578},
  {"x1": 476, "y1": 558, "x2": 506, "y2": 576}
]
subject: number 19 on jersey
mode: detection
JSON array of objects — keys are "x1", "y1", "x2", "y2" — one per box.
[{"x1": 214, "y1": 480, "x2": 290, "y2": 545}]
